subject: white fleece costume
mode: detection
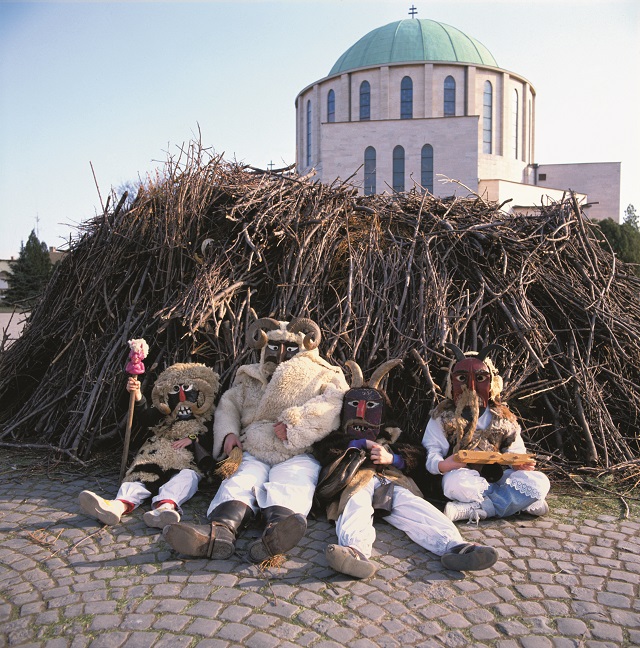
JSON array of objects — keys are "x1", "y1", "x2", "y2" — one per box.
[{"x1": 209, "y1": 326, "x2": 349, "y2": 517}]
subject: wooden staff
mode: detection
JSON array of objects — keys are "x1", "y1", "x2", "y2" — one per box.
[{"x1": 119, "y1": 339, "x2": 148, "y2": 480}]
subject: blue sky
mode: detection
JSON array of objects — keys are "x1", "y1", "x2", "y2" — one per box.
[{"x1": 1, "y1": 0, "x2": 638, "y2": 259}]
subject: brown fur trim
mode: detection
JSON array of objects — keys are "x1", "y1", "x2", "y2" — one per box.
[
  {"x1": 382, "y1": 427, "x2": 402, "y2": 444},
  {"x1": 434, "y1": 402, "x2": 521, "y2": 454}
]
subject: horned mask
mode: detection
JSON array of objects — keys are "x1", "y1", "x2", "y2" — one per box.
[
  {"x1": 444, "y1": 343, "x2": 505, "y2": 408},
  {"x1": 341, "y1": 359, "x2": 402, "y2": 441},
  {"x1": 246, "y1": 317, "x2": 322, "y2": 377}
]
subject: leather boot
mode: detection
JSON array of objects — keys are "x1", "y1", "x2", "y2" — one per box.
[
  {"x1": 247, "y1": 505, "x2": 307, "y2": 563},
  {"x1": 325, "y1": 544, "x2": 378, "y2": 579},
  {"x1": 441, "y1": 542, "x2": 498, "y2": 571},
  {"x1": 162, "y1": 500, "x2": 252, "y2": 559}
]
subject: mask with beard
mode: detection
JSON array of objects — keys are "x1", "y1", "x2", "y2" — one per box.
[
  {"x1": 151, "y1": 363, "x2": 219, "y2": 423},
  {"x1": 444, "y1": 343, "x2": 506, "y2": 452}
]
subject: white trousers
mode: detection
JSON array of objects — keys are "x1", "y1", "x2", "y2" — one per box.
[
  {"x1": 208, "y1": 452, "x2": 321, "y2": 517},
  {"x1": 335, "y1": 476, "x2": 465, "y2": 558},
  {"x1": 442, "y1": 467, "x2": 551, "y2": 518},
  {"x1": 116, "y1": 469, "x2": 200, "y2": 513}
]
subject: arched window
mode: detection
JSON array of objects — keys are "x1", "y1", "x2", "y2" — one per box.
[
  {"x1": 400, "y1": 76, "x2": 413, "y2": 119},
  {"x1": 359, "y1": 81, "x2": 370, "y2": 121},
  {"x1": 421, "y1": 144, "x2": 434, "y2": 194},
  {"x1": 392, "y1": 145, "x2": 405, "y2": 193},
  {"x1": 306, "y1": 100, "x2": 312, "y2": 166},
  {"x1": 327, "y1": 89, "x2": 335, "y2": 123},
  {"x1": 483, "y1": 81, "x2": 493, "y2": 154},
  {"x1": 444, "y1": 76, "x2": 456, "y2": 116},
  {"x1": 364, "y1": 146, "x2": 376, "y2": 195},
  {"x1": 512, "y1": 89, "x2": 519, "y2": 159}
]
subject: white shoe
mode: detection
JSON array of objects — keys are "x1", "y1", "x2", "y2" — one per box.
[
  {"x1": 79, "y1": 490, "x2": 126, "y2": 525},
  {"x1": 444, "y1": 501, "x2": 488, "y2": 524},
  {"x1": 143, "y1": 503, "x2": 180, "y2": 528},
  {"x1": 524, "y1": 500, "x2": 549, "y2": 516}
]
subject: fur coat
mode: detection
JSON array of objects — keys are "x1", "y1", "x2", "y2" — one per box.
[
  {"x1": 122, "y1": 409, "x2": 213, "y2": 488},
  {"x1": 313, "y1": 427, "x2": 426, "y2": 521},
  {"x1": 122, "y1": 362, "x2": 219, "y2": 490},
  {"x1": 213, "y1": 348, "x2": 349, "y2": 465}
]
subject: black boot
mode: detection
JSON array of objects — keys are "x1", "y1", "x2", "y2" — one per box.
[
  {"x1": 162, "y1": 500, "x2": 253, "y2": 559},
  {"x1": 247, "y1": 505, "x2": 307, "y2": 563}
]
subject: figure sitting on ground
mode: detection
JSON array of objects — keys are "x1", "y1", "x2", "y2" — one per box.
[
  {"x1": 422, "y1": 343, "x2": 550, "y2": 523},
  {"x1": 79, "y1": 362, "x2": 219, "y2": 528},
  {"x1": 162, "y1": 317, "x2": 349, "y2": 563},
  {"x1": 312, "y1": 359, "x2": 499, "y2": 579}
]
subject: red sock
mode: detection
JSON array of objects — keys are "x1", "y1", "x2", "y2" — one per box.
[
  {"x1": 117, "y1": 499, "x2": 135, "y2": 514},
  {"x1": 154, "y1": 499, "x2": 177, "y2": 510}
]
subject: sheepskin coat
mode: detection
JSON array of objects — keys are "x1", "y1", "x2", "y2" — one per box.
[
  {"x1": 122, "y1": 406, "x2": 212, "y2": 487},
  {"x1": 313, "y1": 426, "x2": 426, "y2": 520},
  {"x1": 213, "y1": 348, "x2": 349, "y2": 465},
  {"x1": 122, "y1": 362, "x2": 219, "y2": 489}
]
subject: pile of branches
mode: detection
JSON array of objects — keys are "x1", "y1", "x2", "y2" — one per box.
[{"x1": 1, "y1": 142, "x2": 639, "y2": 479}]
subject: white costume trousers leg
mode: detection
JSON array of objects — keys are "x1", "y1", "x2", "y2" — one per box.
[
  {"x1": 384, "y1": 483, "x2": 464, "y2": 556},
  {"x1": 208, "y1": 452, "x2": 270, "y2": 516},
  {"x1": 116, "y1": 481, "x2": 151, "y2": 509},
  {"x1": 442, "y1": 468, "x2": 489, "y2": 504},
  {"x1": 256, "y1": 453, "x2": 321, "y2": 516},
  {"x1": 335, "y1": 477, "x2": 377, "y2": 558},
  {"x1": 152, "y1": 469, "x2": 200, "y2": 513}
]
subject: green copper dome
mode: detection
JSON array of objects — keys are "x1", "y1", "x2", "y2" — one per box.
[{"x1": 329, "y1": 19, "x2": 497, "y2": 76}]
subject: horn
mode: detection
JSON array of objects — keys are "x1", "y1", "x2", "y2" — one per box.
[
  {"x1": 246, "y1": 317, "x2": 280, "y2": 349},
  {"x1": 345, "y1": 360, "x2": 364, "y2": 388},
  {"x1": 369, "y1": 359, "x2": 403, "y2": 390},
  {"x1": 477, "y1": 344, "x2": 508, "y2": 362},
  {"x1": 287, "y1": 317, "x2": 321, "y2": 350},
  {"x1": 445, "y1": 342, "x2": 467, "y2": 362}
]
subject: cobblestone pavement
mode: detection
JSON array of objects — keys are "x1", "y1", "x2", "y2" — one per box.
[{"x1": 1, "y1": 456, "x2": 639, "y2": 648}]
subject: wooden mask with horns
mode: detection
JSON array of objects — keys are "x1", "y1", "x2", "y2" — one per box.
[
  {"x1": 445, "y1": 343, "x2": 505, "y2": 407},
  {"x1": 340, "y1": 359, "x2": 402, "y2": 441},
  {"x1": 246, "y1": 317, "x2": 322, "y2": 371}
]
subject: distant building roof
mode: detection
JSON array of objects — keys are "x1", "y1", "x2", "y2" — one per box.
[{"x1": 329, "y1": 18, "x2": 498, "y2": 76}]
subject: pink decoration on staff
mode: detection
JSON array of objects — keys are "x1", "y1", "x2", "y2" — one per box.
[
  {"x1": 120, "y1": 338, "x2": 148, "y2": 480},
  {"x1": 126, "y1": 338, "x2": 149, "y2": 375}
]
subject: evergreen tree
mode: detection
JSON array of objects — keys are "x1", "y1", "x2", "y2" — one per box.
[
  {"x1": 597, "y1": 213, "x2": 640, "y2": 276},
  {"x1": 4, "y1": 230, "x2": 53, "y2": 308},
  {"x1": 623, "y1": 204, "x2": 639, "y2": 230}
]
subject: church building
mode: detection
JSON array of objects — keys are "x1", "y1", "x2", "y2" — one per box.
[{"x1": 295, "y1": 15, "x2": 620, "y2": 222}]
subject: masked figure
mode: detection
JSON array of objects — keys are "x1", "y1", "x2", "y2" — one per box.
[
  {"x1": 163, "y1": 317, "x2": 349, "y2": 563},
  {"x1": 422, "y1": 343, "x2": 550, "y2": 522},
  {"x1": 79, "y1": 363, "x2": 219, "y2": 528},
  {"x1": 312, "y1": 359, "x2": 499, "y2": 578}
]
